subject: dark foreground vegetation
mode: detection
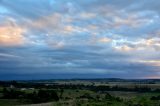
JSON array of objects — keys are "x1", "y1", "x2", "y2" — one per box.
[{"x1": 0, "y1": 79, "x2": 160, "y2": 106}]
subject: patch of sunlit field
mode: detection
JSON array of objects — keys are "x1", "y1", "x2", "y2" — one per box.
[
  {"x1": 54, "y1": 80, "x2": 160, "y2": 89},
  {"x1": 104, "y1": 84, "x2": 160, "y2": 89}
]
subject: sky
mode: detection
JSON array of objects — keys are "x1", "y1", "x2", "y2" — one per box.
[{"x1": 0, "y1": 0, "x2": 160, "y2": 80}]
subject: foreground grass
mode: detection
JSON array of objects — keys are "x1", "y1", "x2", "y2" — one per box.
[
  {"x1": 1, "y1": 89, "x2": 160, "y2": 106},
  {"x1": 53, "y1": 99, "x2": 127, "y2": 106},
  {"x1": 53, "y1": 91, "x2": 160, "y2": 106},
  {"x1": 0, "y1": 99, "x2": 24, "y2": 106}
]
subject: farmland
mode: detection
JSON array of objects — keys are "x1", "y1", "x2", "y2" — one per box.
[{"x1": 0, "y1": 79, "x2": 160, "y2": 106}]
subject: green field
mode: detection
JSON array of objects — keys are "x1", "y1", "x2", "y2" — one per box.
[
  {"x1": 0, "y1": 79, "x2": 160, "y2": 106},
  {"x1": 0, "y1": 99, "x2": 24, "y2": 106}
]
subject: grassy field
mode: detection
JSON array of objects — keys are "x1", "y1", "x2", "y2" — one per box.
[
  {"x1": 0, "y1": 79, "x2": 160, "y2": 106},
  {"x1": 0, "y1": 99, "x2": 24, "y2": 106},
  {"x1": 54, "y1": 91, "x2": 160, "y2": 106}
]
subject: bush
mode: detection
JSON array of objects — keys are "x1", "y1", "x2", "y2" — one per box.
[{"x1": 2, "y1": 88, "x2": 59, "y2": 103}]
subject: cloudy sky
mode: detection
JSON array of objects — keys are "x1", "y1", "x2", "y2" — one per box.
[{"x1": 0, "y1": 0, "x2": 160, "y2": 80}]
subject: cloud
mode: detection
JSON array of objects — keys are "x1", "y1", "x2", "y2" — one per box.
[
  {"x1": 138, "y1": 60, "x2": 160, "y2": 67},
  {"x1": 79, "y1": 12, "x2": 97, "y2": 19},
  {"x1": 113, "y1": 37, "x2": 160, "y2": 52},
  {"x1": 0, "y1": 25, "x2": 26, "y2": 46},
  {"x1": 0, "y1": 0, "x2": 160, "y2": 79},
  {"x1": 98, "y1": 37, "x2": 112, "y2": 43}
]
